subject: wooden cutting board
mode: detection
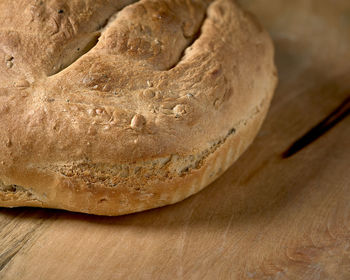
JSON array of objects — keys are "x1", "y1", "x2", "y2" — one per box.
[{"x1": 1, "y1": 1, "x2": 349, "y2": 279}]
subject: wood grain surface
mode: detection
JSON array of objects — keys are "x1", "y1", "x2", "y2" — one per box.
[{"x1": 1, "y1": 0, "x2": 350, "y2": 279}]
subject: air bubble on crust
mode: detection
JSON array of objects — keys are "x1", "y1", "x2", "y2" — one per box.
[{"x1": 130, "y1": 114, "x2": 146, "y2": 130}]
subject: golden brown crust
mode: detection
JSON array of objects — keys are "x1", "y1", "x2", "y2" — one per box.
[{"x1": 0, "y1": 0, "x2": 277, "y2": 215}]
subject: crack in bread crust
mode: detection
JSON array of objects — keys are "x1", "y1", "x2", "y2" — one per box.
[
  {"x1": 46, "y1": 126, "x2": 236, "y2": 188},
  {"x1": 0, "y1": 181, "x2": 42, "y2": 204},
  {"x1": 43, "y1": 99, "x2": 265, "y2": 188}
]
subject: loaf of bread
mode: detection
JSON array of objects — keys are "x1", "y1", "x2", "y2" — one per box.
[{"x1": 0, "y1": 0, "x2": 277, "y2": 215}]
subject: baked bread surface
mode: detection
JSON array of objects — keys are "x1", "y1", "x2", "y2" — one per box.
[{"x1": 0, "y1": 0, "x2": 277, "y2": 215}]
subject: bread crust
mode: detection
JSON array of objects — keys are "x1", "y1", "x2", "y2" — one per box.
[{"x1": 0, "y1": 0, "x2": 277, "y2": 215}]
